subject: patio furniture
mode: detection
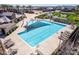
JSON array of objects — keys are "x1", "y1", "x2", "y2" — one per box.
[
  {"x1": 58, "y1": 31, "x2": 71, "y2": 41},
  {"x1": 7, "y1": 48, "x2": 17, "y2": 55},
  {"x1": 4, "y1": 39, "x2": 14, "y2": 49},
  {"x1": 4, "y1": 39, "x2": 11, "y2": 44},
  {"x1": 24, "y1": 26, "x2": 29, "y2": 28},
  {"x1": 0, "y1": 39, "x2": 7, "y2": 55},
  {"x1": 70, "y1": 23, "x2": 76, "y2": 30},
  {"x1": 30, "y1": 50, "x2": 43, "y2": 55},
  {"x1": 35, "y1": 50, "x2": 43, "y2": 55}
]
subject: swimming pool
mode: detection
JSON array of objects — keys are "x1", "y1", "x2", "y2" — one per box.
[{"x1": 18, "y1": 20, "x2": 65, "y2": 47}]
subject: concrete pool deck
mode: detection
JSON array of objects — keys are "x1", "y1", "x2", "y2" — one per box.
[{"x1": 4, "y1": 13, "x2": 74, "y2": 55}]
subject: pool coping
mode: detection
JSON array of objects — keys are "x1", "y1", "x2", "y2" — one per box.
[{"x1": 17, "y1": 20, "x2": 66, "y2": 48}]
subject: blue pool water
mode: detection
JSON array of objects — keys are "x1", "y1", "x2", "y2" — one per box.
[{"x1": 18, "y1": 21, "x2": 65, "y2": 47}]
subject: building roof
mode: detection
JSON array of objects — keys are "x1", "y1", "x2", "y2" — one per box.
[
  {"x1": 15, "y1": 13, "x2": 23, "y2": 18},
  {"x1": 1, "y1": 12, "x2": 13, "y2": 16},
  {"x1": 0, "y1": 22, "x2": 16, "y2": 33},
  {"x1": 0, "y1": 22, "x2": 15, "y2": 28},
  {"x1": 0, "y1": 16, "x2": 11, "y2": 23}
]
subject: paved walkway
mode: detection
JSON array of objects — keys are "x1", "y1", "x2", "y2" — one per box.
[{"x1": 4, "y1": 12, "x2": 74, "y2": 55}]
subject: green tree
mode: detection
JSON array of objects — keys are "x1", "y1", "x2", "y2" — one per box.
[
  {"x1": 22, "y1": 5, "x2": 26, "y2": 13},
  {"x1": 53, "y1": 12, "x2": 61, "y2": 17},
  {"x1": 67, "y1": 14, "x2": 76, "y2": 23},
  {"x1": 75, "y1": 5, "x2": 79, "y2": 15},
  {"x1": 27, "y1": 5, "x2": 32, "y2": 12},
  {"x1": 16, "y1": 5, "x2": 20, "y2": 12},
  {"x1": 1, "y1": 4, "x2": 13, "y2": 11}
]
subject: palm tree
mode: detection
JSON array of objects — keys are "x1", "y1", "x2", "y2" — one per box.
[
  {"x1": 47, "y1": 12, "x2": 53, "y2": 21},
  {"x1": 77, "y1": 5, "x2": 79, "y2": 10},
  {"x1": 22, "y1": 5, "x2": 26, "y2": 9},
  {"x1": 75, "y1": 5, "x2": 79, "y2": 15},
  {"x1": 9, "y1": 5, "x2": 13, "y2": 10},
  {"x1": 6, "y1": 5, "x2": 13, "y2": 11},
  {"x1": 22, "y1": 5, "x2": 26, "y2": 13},
  {"x1": 27, "y1": 5, "x2": 32, "y2": 12},
  {"x1": 1, "y1": 4, "x2": 9, "y2": 11},
  {"x1": 16, "y1": 5, "x2": 20, "y2": 12}
]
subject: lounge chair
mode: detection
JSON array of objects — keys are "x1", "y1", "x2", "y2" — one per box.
[
  {"x1": 24, "y1": 25, "x2": 29, "y2": 28},
  {"x1": 30, "y1": 50, "x2": 43, "y2": 55},
  {"x1": 70, "y1": 24, "x2": 75, "y2": 29},
  {"x1": 35, "y1": 50, "x2": 43, "y2": 55},
  {"x1": 7, "y1": 48, "x2": 17, "y2": 55},
  {"x1": 4, "y1": 39, "x2": 14, "y2": 49},
  {"x1": 24, "y1": 26, "x2": 32, "y2": 28},
  {"x1": 4, "y1": 39, "x2": 11, "y2": 44},
  {"x1": 58, "y1": 31, "x2": 71, "y2": 40}
]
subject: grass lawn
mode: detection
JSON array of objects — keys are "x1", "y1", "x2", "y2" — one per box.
[{"x1": 35, "y1": 12, "x2": 79, "y2": 26}]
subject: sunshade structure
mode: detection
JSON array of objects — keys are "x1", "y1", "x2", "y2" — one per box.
[
  {"x1": 0, "y1": 22, "x2": 16, "y2": 35},
  {"x1": 15, "y1": 13, "x2": 23, "y2": 18},
  {"x1": 0, "y1": 16, "x2": 11, "y2": 23},
  {"x1": 2, "y1": 12, "x2": 13, "y2": 16}
]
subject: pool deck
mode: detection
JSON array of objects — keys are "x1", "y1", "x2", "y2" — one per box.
[{"x1": 4, "y1": 13, "x2": 74, "y2": 55}]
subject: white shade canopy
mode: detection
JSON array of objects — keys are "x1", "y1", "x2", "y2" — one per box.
[{"x1": 0, "y1": 16, "x2": 11, "y2": 23}]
